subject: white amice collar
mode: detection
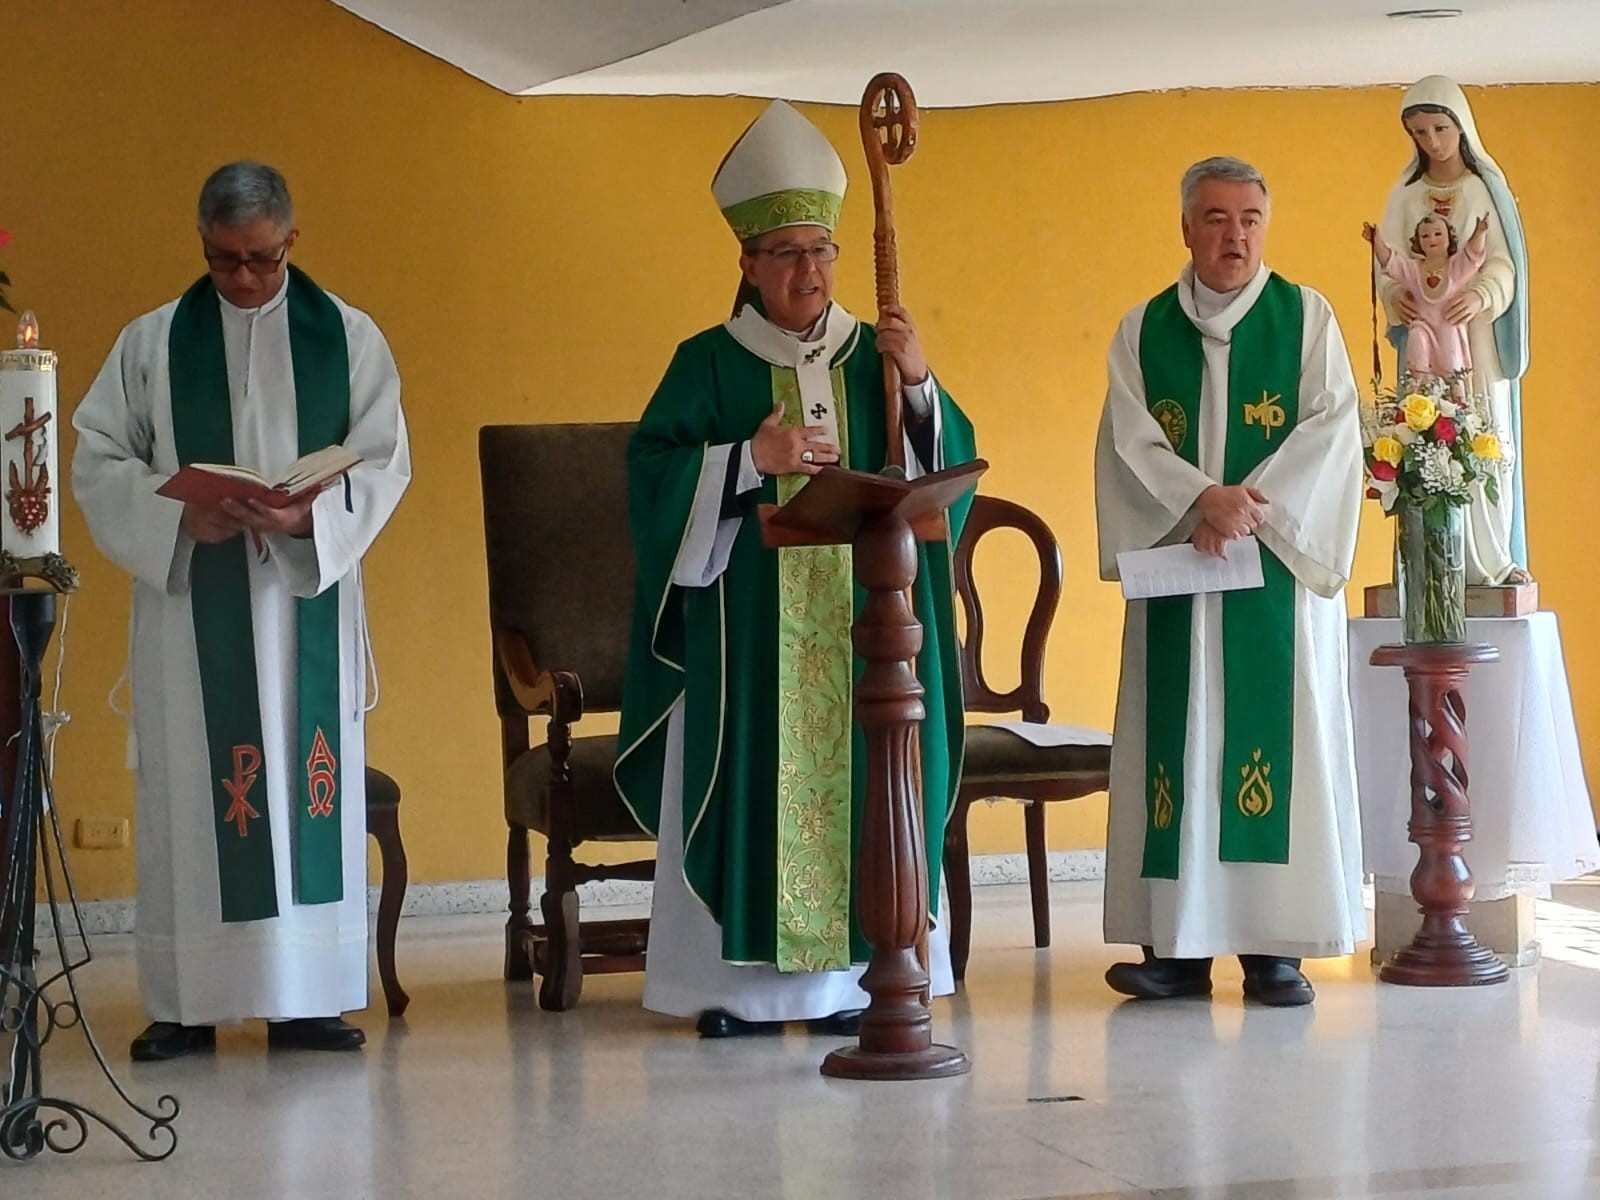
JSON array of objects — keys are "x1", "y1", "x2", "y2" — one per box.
[
  {"x1": 1177, "y1": 263, "x2": 1271, "y2": 343},
  {"x1": 217, "y1": 271, "x2": 290, "y2": 318},
  {"x1": 723, "y1": 301, "x2": 860, "y2": 368}
]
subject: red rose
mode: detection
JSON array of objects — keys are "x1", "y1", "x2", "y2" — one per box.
[
  {"x1": 1370, "y1": 460, "x2": 1398, "y2": 481},
  {"x1": 1434, "y1": 417, "x2": 1458, "y2": 444}
]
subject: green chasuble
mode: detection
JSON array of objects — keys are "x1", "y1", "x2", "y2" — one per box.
[
  {"x1": 616, "y1": 315, "x2": 977, "y2": 969},
  {"x1": 1137, "y1": 273, "x2": 1301, "y2": 879},
  {"x1": 168, "y1": 266, "x2": 350, "y2": 922}
]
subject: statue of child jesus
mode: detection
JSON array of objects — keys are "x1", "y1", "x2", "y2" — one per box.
[{"x1": 1363, "y1": 213, "x2": 1490, "y2": 382}]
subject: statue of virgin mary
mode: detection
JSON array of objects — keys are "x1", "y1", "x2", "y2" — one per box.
[{"x1": 1378, "y1": 75, "x2": 1530, "y2": 585}]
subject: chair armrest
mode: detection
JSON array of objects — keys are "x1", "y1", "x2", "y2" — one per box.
[{"x1": 494, "y1": 627, "x2": 585, "y2": 724}]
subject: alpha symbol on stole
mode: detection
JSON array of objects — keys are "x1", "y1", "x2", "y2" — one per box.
[
  {"x1": 221, "y1": 744, "x2": 264, "y2": 837},
  {"x1": 305, "y1": 728, "x2": 338, "y2": 818},
  {"x1": 1243, "y1": 391, "x2": 1286, "y2": 439}
]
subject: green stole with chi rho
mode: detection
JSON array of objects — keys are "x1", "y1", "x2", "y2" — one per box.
[
  {"x1": 1138, "y1": 273, "x2": 1301, "y2": 879},
  {"x1": 167, "y1": 265, "x2": 348, "y2": 923}
]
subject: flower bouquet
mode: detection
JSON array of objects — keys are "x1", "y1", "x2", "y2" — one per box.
[{"x1": 1360, "y1": 373, "x2": 1511, "y2": 643}]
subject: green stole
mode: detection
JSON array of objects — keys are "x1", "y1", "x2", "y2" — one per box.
[
  {"x1": 168, "y1": 265, "x2": 349, "y2": 922},
  {"x1": 1138, "y1": 273, "x2": 1301, "y2": 879},
  {"x1": 772, "y1": 358, "x2": 854, "y2": 972}
]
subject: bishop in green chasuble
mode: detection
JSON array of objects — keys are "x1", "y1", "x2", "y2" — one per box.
[
  {"x1": 1093, "y1": 162, "x2": 1365, "y2": 979},
  {"x1": 614, "y1": 100, "x2": 977, "y2": 1027}
]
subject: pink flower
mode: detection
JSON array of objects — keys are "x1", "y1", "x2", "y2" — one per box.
[
  {"x1": 1370, "y1": 460, "x2": 1398, "y2": 482},
  {"x1": 0, "y1": 230, "x2": 10, "y2": 250},
  {"x1": 1434, "y1": 416, "x2": 1458, "y2": 444}
]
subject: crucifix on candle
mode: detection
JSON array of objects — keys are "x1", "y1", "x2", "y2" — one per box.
[{"x1": 5, "y1": 395, "x2": 52, "y2": 534}]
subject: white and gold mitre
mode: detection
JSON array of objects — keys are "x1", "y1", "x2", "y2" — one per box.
[{"x1": 711, "y1": 100, "x2": 847, "y2": 241}]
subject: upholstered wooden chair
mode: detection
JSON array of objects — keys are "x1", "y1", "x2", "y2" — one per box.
[
  {"x1": 947, "y1": 494, "x2": 1112, "y2": 982},
  {"x1": 478, "y1": 422, "x2": 653, "y2": 1012},
  {"x1": 365, "y1": 765, "x2": 409, "y2": 1016}
]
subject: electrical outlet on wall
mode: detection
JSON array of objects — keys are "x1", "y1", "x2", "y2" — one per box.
[{"x1": 74, "y1": 818, "x2": 129, "y2": 850}]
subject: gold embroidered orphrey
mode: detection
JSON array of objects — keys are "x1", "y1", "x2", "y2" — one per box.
[
  {"x1": 1151, "y1": 761, "x2": 1175, "y2": 830},
  {"x1": 1243, "y1": 390, "x2": 1286, "y2": 440},
  {"x1": 1150, "y1": 398, "x2": 1188, "y2": 453},
  {"x1": 4, "y1": 395, "x2": 51, "y2": 533},
  {"x1": 1236, "y1": 747, "x2": 1274, "y2": 818}
]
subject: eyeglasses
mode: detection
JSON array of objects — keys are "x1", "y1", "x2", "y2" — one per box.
[
  {"x1": 754, "y1": 242, "x2": 839, "y2": 267},
  {"x1": 203, "y1": 243, "x2": 289, "y2": 276}
]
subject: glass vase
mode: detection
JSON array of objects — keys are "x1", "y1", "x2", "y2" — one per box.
[{"x1": 1395, "y1": 499, "x2": 1466, "y2": 644}]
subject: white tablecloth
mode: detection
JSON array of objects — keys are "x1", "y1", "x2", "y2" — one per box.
[{"x1": 1349, "y1": 613, "x2": 1600, "y2": 900}]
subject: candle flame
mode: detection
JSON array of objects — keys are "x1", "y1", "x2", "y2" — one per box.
[{"x1": 17, "y1": 311, "x2": 39, "y2": 350}]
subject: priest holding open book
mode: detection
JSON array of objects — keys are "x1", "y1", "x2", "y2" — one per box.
[
  {"x1": 1094, "y1": 156, "x2": 1365, "y2": 1008},
  {"x1": 71, "y1": 162, "x2": 411, "y2": 1059}
]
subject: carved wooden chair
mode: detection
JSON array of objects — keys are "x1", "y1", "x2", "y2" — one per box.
[
  {"x1": 365, "y1": 765, "x2": 409, "y2": 1016},
  {"x1": 478, "y1": 422, "x2": 653, "y2": 1011},
  {"x1": 947, "y1": 494, "x2": 1112, "y2": 982}
]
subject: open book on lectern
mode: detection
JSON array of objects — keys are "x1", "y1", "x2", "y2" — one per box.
[{"x1": 759, "y1": 460, "x2": 988, "y2": 548}]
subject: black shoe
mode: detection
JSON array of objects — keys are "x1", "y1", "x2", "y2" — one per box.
[
  {"x1": 130, "y1": 1021, "x2": 216, "y2": 1062},
  {"x1": 805, "y1": 1009, "x2": 863, "y2": 1037},
  {"x1": 695, "y1": 1008, "x2": 785, "y2": 1039},
  {"x1": 1239, "y1": 955, "x2": 1315, "y2": 1007},
  {"x1": 266, "y1": 1017, "x2": 366, "y2": 1052},
  {"x1": 1105, "y1": 947, "x2": 1213, "y2": 999}
]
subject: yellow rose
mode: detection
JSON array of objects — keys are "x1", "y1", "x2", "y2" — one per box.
[
  {"x1": 1470, "y1": 432, "x2": 1502, "y2": 460},
  {"x1": 1400, "y1": 392, "x2": 1438, "y2": 431},
  {"x1": 1371, "y1": 435, "x2": 1404, "y2": 467}
]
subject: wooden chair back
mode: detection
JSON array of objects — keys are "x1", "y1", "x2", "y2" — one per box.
[{"x1": 952, "y1": 494, "x2": 1064, "y2": 723}]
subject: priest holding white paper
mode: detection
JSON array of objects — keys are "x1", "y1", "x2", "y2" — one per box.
[
  {"x1": 1093, "y1": 156, "x2": 1365, "y2": 1007},
  {"x1": 71, "y1": 162, "x2": 410, "y2": 1059}
]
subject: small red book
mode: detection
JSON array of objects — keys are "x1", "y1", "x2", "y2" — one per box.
[{"x1": 157, "y1": 445, "x2": 360, "y2": 509}]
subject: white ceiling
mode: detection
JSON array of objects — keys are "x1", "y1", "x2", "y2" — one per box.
[{"x1": 330, "y1": 0, "x2": 1600, "y2": 107}]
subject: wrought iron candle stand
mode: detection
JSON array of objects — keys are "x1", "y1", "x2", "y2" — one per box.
[{"x1": 1, "y1": 555, "x2": 179, "y2": 1161}]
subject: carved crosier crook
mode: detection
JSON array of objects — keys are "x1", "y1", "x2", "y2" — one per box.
[{"x1": 859, "y1": 73, "x2": 919, "y2": 472}]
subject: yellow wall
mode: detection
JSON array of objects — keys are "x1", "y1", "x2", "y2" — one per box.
[{"x1": 11, "y1": 0, "x2": 1600, "y2": 899}]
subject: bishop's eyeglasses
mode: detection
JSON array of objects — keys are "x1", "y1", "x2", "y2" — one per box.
[{"x1": 754, "y1": 242, "x2": 840, "y2": 267}]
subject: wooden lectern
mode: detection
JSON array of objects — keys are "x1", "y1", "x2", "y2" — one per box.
[{"x1": 760, "y1": 458, "x2": 985, "y2": 1081}]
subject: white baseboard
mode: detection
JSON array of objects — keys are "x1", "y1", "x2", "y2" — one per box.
[{"x1": 34, "y1": 849, "x2": 1107, "y2": 938}]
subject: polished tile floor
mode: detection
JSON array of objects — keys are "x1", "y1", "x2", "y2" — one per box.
[{"x1": 9, "y1": 880, "x2": 1600, "y2": 1198}]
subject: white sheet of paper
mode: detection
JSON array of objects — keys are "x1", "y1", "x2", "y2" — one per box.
[
  {"x1": 1115, "y1": 536, "x2": 1265, "y2": 600},
  {"x1": 988, "y1": 721, "x2": 1112, "y2": 748}
]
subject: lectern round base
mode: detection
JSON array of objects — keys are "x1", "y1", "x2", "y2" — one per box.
[
  {"x1": 821, "y1": 1043, "x2": 971, "y2": 1081},
  {"x1": 1380, "y1": 930, "x2": 1510, "y2": 987}
]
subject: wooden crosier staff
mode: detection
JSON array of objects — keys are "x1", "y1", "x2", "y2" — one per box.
[
  {"x1": 859, "y1": 71, "x2": 937, "y2": 1003},
  {"x1": 859, "y1": 73, "x2": 919, "y2": 473}
]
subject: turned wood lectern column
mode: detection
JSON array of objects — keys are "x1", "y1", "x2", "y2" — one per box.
[
  {"x1": 1369, "y1": 642, "x2": 1509, "y2": 987},
  {"x1": 761, "y1": 459, "x2": 985, "y2": 1080}
]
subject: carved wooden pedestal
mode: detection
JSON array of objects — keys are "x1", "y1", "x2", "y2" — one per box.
[
  {"x1": 759, "y1": 461, "x2": 983, "y2": 1081},
  {"x1": 821, "y1": 511, "x2": 969, "y2": 1081},
  {"x1": 1369, "y1": 642, "x2": 1509, "y2": 987}
]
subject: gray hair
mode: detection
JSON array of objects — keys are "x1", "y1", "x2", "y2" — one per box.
[
  {"x1": 197, "y1": 162, "x2": 294, "y2": 234},
  {"x1": 1180, "y1": 156, "x2": 1268, "y2": 218}
]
